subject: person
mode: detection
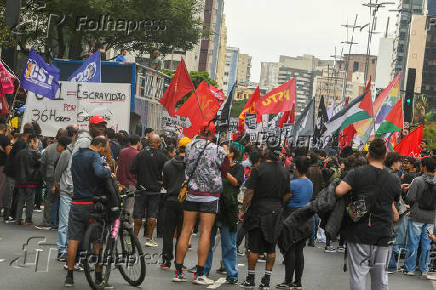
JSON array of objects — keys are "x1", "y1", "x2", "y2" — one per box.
[
  {"x1": 14, "y1": 134, "x2": 42, "y2": 225},
  {"x1": 336, "y1": 138, "x2": 401, "y2": 290},
  {"x1": 384, "y1": 152, "x2": 408, "y2": 273},
  {"x1": 106, "y1": 128, "x2": 121, "y2": 162},
  {"x1": 307, "y1": 152, "x2": 324, "y2": 247},
  {"x1": 116, "y1": 134, "x2": 141, "y2": 227},
  {"x1": 36, "y1": 128, "x2": 67, "y2": 230},
  {"x1": 239, "y1": 145, "x2": 291, "y2": 290},
  {"x1": 141, "y1": 128, "x2": 154, "y2": 151},
  {"x1": 3, "y1": 125, "x2": 35, "y2": 222},
  {"x1": 404, "y1": 157, "x2": 436, "y2": 277},
  {"x1": 204, "y1": 144, "x2": 244, "y2": 284},
  {"x1": 237, "y1": 149, "x2": 263, "y2": 256},
  {"x1": 130, "y1": 133, "x2": 167, "y2": 247},
  {"x1": 115, "y1": 48, "x2": 127, "y2": 62},
  {"x1": 0, "y1": 123, "x2": 11, "y2": 217},
  {"x1": 402, "y1": 156, "x2": 419, "y2": 185},
  {"x1": 420, "y1": 140, "x2": 429, "y2": 157},
  {"x1": 152, "y1": 48, "x2": 163, "y2": 71},
  {"x1": 53, "y1": 134, "x2": 75, "y2": 262},
  {"x1": 173, "y1": 122, "x2": 229, "y2": 285},
  {"x1": 277, "y1": 156, "x2": 313, "y2": 289},
  {"x1": 64, "y1": 136, "x2": 112, "y2": 287},
  {"x1": 160, "y1": 137, "x2": 191, "y2": 270}
]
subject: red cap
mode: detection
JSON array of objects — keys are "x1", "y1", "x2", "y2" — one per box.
[
  {"x1": 89, "y1": 115, "x2": 107, "y2": 125},
  {"x1": 200, "y1": 121, "x2": 216, "y2": 136}
]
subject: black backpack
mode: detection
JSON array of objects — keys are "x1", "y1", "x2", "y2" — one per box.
[{"x1": 418, "y1": 181, "x2": 436, "y2": 211}]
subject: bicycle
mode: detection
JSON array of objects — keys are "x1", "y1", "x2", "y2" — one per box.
[{"x1": 82, "y1": 189, "x2": 146, "y2": 290}]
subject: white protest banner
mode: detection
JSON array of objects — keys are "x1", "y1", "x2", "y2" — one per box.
[
  {"x1": 23, "y1": 81, "x2": 131, "y2": 136},
  {"x1": 75, "y1": 82, "x2": 130, "y2": 132}
]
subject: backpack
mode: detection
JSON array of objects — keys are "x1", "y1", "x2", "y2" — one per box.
[{"x1": 417, "y1": 181, "x2": 436, "y2": 211}]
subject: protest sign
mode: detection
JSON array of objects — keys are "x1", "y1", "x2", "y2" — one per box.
[{"x1": 23, "y1": 81, "x2": 131, "y2": 136}]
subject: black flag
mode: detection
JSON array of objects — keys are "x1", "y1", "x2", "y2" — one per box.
[
  {"x1": 215, "y1": 82, "x2": 236, "y2": 133},
  {"x1": 313, "y1": 95, "x2": 328, "y2": 147}
]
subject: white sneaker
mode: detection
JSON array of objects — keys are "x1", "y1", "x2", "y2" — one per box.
[
  {"x1": 192, "y1": 274, "x2": 214, "y2": 286},
  {"x1": 145, "y1": 239, "x2": 158, "y2": 247},
  {"x1": 405, "y1": 271, "x2": 415, "y2": 276}
]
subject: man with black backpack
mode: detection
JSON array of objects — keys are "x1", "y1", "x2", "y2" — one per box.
[
  {"x1": 404, "y1": 157, "x2": 436, "y2": 277},
  {"x1": 336, "y1": 138, "x2": 401, "y2": 290}
]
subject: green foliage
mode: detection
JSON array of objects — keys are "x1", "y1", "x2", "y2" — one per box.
[
  {"x1": 5, "y1": 0, "x2": 204, "y2": 59},
  {"x1": 162, "y1": 69, "x2": 218, "y2": 88},
  {"x1": 231, "y1": 100, "x2": 248, "y2": 118}
]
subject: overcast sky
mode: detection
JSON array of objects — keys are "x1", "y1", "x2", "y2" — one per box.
[{"x1": 224, "y1": 0, "x2": 399, "y2": 83}]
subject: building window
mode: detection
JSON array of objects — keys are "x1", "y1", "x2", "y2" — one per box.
[
  {"x1": 372, "y1": 59, "x2": 376, "y2": 64},
  {"x1": 353, "y1": 61, "x2": 359, "y2": 72}
]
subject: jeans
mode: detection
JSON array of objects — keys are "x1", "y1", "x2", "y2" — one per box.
[
  {"x1": 204, "y1": 225, "x2": 238, "y2": 281},
  {"x1": 50, "y1": 195, "x2": 59, "y2": 227},
  {"x1": 16, "y1": 187, "x2": 36, "y2": 222},
  {"x1": 404, "y1": 220, "x2": 433, "y2": 273},
  {"x1": 57, "y1": 194, "x2": 72, "y2": 254},
  {"x1": 42, "y1": 179, "x2": 56, "y2": 226},
  {"x1": 388, "y1": 214, "x2": 408, "y2": 270}
]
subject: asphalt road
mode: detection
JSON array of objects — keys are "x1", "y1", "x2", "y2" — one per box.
[{"x1": 0, "y1": 211, "x2": 433, "y2": 290}]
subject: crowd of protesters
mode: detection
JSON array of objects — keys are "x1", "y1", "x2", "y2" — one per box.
[{"x1": 0, "y1": 116, "x2": 436, "y2": 290}]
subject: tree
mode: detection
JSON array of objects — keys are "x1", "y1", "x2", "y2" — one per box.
[
  {"x1": 1, "y1": 0, "x2": 204, "y2": 60},
  {"x1": 162, "y1": 69, "x2": 218, "y2": 88}
]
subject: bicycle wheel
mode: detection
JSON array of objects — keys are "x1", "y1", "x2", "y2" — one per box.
[
  {"x1": 116, "y1": 226, "x2": 146, "y2": 286},
  {"x1": 83, "y1": 221, "x2": 115, "y2": 290}
]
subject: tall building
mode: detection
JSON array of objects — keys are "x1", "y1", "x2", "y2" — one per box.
[
  {"x1": 393, "y1": 0, "x2": 425, "y2": 88},
  {"x1": 313, "y1": 68, "x2": 348, "y2": 108},
  {"x1": 259, "y1": 62, "x2": 279, "y2": 91},
  {"x1": 236, "y1": 54, "x2": 252, "y2": 85},
  {"x1": 215, "y1": 16, "x2": 228, "y2": 88},
  {"x1": 278, "y1": 55, "x2": 333, "y2": 117},
  {"x1": 376, "y1": 37, "x2": 395, "y2": 89},
  {"x1": 337, "y1": 54, "x2": 377, "y2": 83},
  {"x1": 406, "y1": 14, "x2": 427, "y2": 93},
  {"x1": 222, "y1": 47, "x2": 239, "y2": 95},
  {"x1": 198, "y1": 0, "x2": 225, "y2": 81}
]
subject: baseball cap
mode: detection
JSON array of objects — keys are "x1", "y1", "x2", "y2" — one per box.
[
  {"x1": 178, "y1": 137, "x2": 192, "y2": 148},
  {"x1": 89, "y1": 116, "x2": 107, "y2": 126}
]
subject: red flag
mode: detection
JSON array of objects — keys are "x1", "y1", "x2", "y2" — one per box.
[
  {"x1": 176, "y1": 81, "x2": 221, "y2": 138},
  {"x1": 159, "y1": 58, "x2": 194, "y2": 116},
  {"x1": 278, "y1": 111, "x2": 290, "y2": 128},
  {"x1": 209, "y1": 85, "x2": 226, "y2": 103},
  {"x1": 339, "y1": 125, "x2": 356, "y2": 151},
  {"x1": 0, "y1": 94, "x2": 9, "y2": 116},
  {"x1": 256, "y1": 78, "x2": 296, "y2": 116},
  {"x1": 394, "y1": 125, "x2": 423, "y2": 157},
  {"x1": 358, "y1": 79, "x2": 373, "y2": 117},
  {"x1": 238, "y1": 87, "x2": 261, "y2": 132},
  {"x1": 0, "y1": 61, "x2": 15, "y2": 94}
]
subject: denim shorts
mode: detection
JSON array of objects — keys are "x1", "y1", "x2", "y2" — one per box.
[{"x1": 183, "y1": 199, "x2": 219, "y2": 214}]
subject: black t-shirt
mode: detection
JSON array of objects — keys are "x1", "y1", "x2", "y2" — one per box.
[
  {"x1": 0, "y1": 134, "x2": 10, "y2": 166},
  {"x1": 341, "y1": 165, "x2": 401, "y2": 246},
  {"x1": 130, "y1": 148, "x2": 167, "y2": 192},
  {"x1": 245, "y1": 161, "x2": 290, "y2": 213}
]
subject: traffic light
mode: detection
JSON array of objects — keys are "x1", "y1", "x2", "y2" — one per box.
[{"x1": 404, "y1": 68, "x2": 416, "y2": 123}]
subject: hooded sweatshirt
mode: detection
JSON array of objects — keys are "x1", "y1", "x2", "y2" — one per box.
[
  {"x1": 40, "y1": 142, "x2": 61, "y2": 182},
  {"x1": 73, "y1": 131, "x2": 92, "y2": 154},
  {"x1": 162, "y1": 155, "x2": 185, "y2": 201},
  {"x1": 54, "y1": 144, "x2": 74, "y2": 197},
  {"x1": 406, "y1": 174, "x2": 436, "y2": 224}
]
